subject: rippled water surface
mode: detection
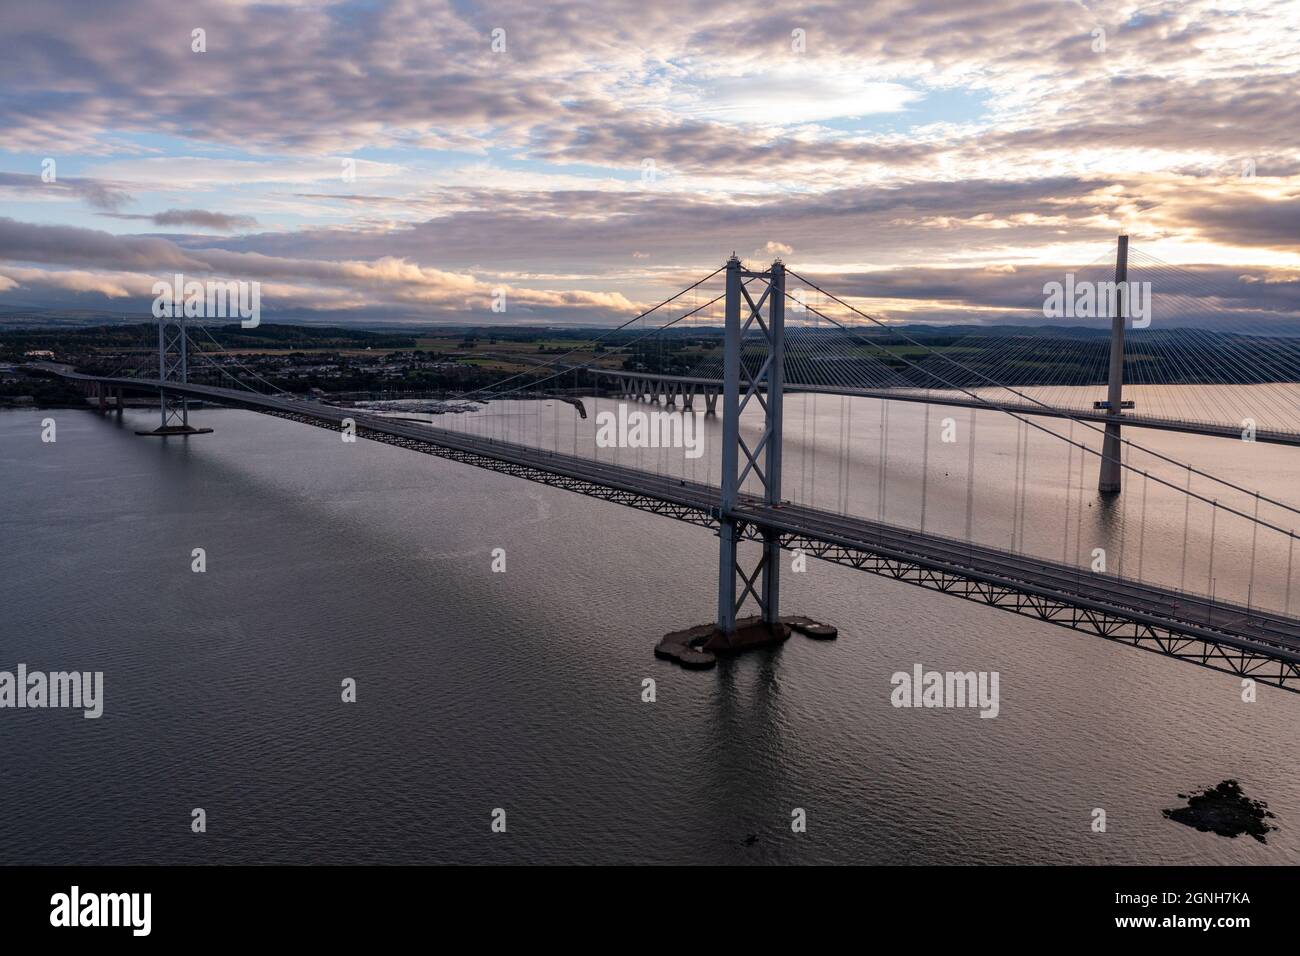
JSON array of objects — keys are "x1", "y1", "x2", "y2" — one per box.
[{"x1": 1, "y1": 399, "x2": 1297, "y2": 864}]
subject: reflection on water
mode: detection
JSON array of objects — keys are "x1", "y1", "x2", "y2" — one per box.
[{"x1": 1, "y1": 401, "x2": 1298, "y2": 865}]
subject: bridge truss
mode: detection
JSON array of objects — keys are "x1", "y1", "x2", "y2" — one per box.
[{"x1": 255, "y1": 403, "x2": 1300, "y2": 694}]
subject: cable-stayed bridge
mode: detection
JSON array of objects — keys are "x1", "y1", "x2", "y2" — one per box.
[{"x1": 48, "y1": 239, "x2": 1300, "y2": 693}]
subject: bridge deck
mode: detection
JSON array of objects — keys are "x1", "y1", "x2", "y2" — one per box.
[{"x1": 60, "y1": 372, "x2": 1300, "y2": 686}]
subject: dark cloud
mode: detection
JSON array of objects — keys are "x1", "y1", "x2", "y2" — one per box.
[
  {"x1": 800, "y1": 262, "x2": 1300, "y2": 329},
  {"x1": 0, "y1": 216, "x2": 202, "y2": 270},
  {"x1": 0, "y1": 171, "x2": 132, "y2": 210},
  {"x1": 1173, "y1": 192, "x2": 1300, "y2": 249},
  {"x1": 100, "y1": 208, "x2": 259, "y2": 231},
  {"x1": 216, "y1": 177, "x2": 1116, "y2": 274}
]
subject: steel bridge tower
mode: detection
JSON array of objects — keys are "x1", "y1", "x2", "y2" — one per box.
[
  {"x1": 716, "y1": 255, "x2": 785, "y2": 632},
  {"x1": 158, "y1": 310, "x2": 190, "y2": 430},
  {"x1": 137, "y1": 310, "x2": 211, "y2": 436}
]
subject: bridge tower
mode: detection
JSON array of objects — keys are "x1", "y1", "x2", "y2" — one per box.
[
  {"x1": 1098, "y1": 235, "x2": 1129, "y2": 493},
  {"x1": 716, "y1": 255, "x2": 785, "y2": 633},
  {"x1": 137, "y1": 310, "x2": 211, "y2": 436}
]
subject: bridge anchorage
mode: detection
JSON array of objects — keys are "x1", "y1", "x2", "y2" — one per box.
[{"x1": 655, "y1": 256, "x2": 836, "y2": 670}]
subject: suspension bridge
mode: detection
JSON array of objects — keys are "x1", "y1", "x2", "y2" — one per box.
[{"x1": 45, "y1": 238, "x2": 1300, "y2": 693}]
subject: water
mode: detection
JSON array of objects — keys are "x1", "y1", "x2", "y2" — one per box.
[{"x1": 1, "y1": 400, "x2": 1297, "y2": 864}]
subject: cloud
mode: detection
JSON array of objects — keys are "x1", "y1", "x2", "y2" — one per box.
[
  {"x1": 0, "y1": 217, "x2": 203, "y2": 270},
  {"x1": 1, "y1": 0, "x2": 1298, "y2": 324},
  {"x1": 2, "y1": 0, "x2": 1295, "y2": 174},
  {"x1": 674, "y1": 70, "x2": 922, "y2": 126},
  {"x1": 0, "y1": 217, "x2": 640, "y2": 321},
  {"x1": 101, "y1": 208, "x2": 259, "y2": 231},
  {"x1": 0, "y1": 266, "x2": 144, "y2": 299},
  {"x1": 86, "y1": 156, "x2": 403, "y2": 189},
  {"x1": 212, "y1": 177, "x2": 1119, "y2": 276},
  {"x1": 791, "y1": 261, "x2": 1300, "y2": 330},
  {"x1": 1166, "y1": 189, "x2": 1300, "y2": 249},
  {"x1": 0, "y1": 172, "x2": 133, "y2": 210}
]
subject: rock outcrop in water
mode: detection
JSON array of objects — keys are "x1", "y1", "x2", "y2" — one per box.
[{"x1": 1162, "y1": 779, "x2": 1276, "y2": 843}]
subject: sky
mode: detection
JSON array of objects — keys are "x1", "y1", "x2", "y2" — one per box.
[{"x1": 0, "y1": 0, "x2": 1297, "y2": 327}]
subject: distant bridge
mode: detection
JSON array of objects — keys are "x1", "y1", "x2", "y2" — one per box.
[{"x1": 590, "y1": 369, "x2": 1300, "y2": 447}]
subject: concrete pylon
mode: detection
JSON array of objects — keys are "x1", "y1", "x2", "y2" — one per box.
[{"x1": 1098, "y1": 235, "x2": 1129, "y2": 494}]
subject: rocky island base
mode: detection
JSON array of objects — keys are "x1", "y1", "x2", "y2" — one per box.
[{"x1": 655, "y1": 615, "x2": 837, "y2": 669}]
